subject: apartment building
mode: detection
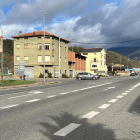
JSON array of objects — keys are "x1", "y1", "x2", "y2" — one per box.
[
  {"x1": 12, "y1": 31, "x2": 70, "y2": 78},
  {"x1": 81, "y1": 48, "x2": 107, "y2": 75},
  {"x1": 68, "y1": 51, "x2": 86, "y2": 77}
]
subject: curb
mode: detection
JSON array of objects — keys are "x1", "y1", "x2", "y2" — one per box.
[{"x1": 0, "y1": 81, "x2": 59, "y2": 89}]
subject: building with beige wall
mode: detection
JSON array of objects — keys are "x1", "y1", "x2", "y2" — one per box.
[
  {"x1": 81, "y1": 48, "x2": 107, "y2": 75},
  {"x1": 12, "y1": 31, "x2": 70, "y2": 78}
]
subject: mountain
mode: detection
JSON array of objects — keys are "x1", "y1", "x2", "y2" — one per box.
[
  {"x1": 107, "y1": 47, "x2": 140, "y2": 61},
  {"x1": 106, "y1": 50, "x2": 139, "y2": 68}
]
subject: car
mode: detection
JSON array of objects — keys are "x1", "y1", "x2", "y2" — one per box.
[
  {"x1": 76, "y1": 72, "x2": 96, "y2": 80},
  {"x1": 94, "y1": 75, "x2": 100, "y2": 79},
  {"x1": 130, "y1": 72, "x2": 135, "y2": 76}
]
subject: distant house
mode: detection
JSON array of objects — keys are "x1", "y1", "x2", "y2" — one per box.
[
  {"x1": 11, "y1": 31, "x2": 70, "y2": 78},
  {"x1": 68, "y1": 51, "x2": 86, "y2": 77},
  {"x1": 108, "y1": 64, "x2": 125, "y2": 72},
  {"x1": 81, "y1": 48, "x2": 107, "y2": 75}
]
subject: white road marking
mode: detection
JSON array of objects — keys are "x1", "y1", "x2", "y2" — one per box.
[
  {"x1": 129, "y1": 89, "x2": 133, "y2": 90},
  {"x1": 29, "y1": 91, "x2": 43, "y2": 94},
  {"x1": 25, "y1": 99, "x2": 40, "y2": 103},
  {"x1": 47, "y1": 95, "x2": 57, "y2": 98},
  {"x1": 116, "y1": 95, "x2": 123, "y2": 98},
  {"x1": 60, "y1": 92, "x2": 69, "y2": 95},
  {"x1": 53, "y1": 123, "x2": 81, "y2": 137},
  {"x1": 71, "y1": 90, "x2": 79, "y2": 92},
  {"x1": 0, "y1": 104, "x2": 19, "y2": 109},
  {"x1": 82, "y1": 111, "x2": 99, "y2": 119},
  {"x1": 98, "y1": 104, "x2": 111, "y2": 109},
  {"x1": 126, "y1": 91, "x2": 130, "y2": 93},
  {"x1": 108, "y1": 99, "x2": 118, "y2": 103},
  {"x1": 108, "y1": 87, "x2": 115, "y2": 89},
  {"x1": 103, "y1": 89, "x2": 108, "y2": 91},
  {"x1": 122, "y1": 93, "x2": 128, "y2": 95}
]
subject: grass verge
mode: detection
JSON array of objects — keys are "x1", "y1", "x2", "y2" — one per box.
[{"x1": 0, "y1": 80, "x2": 36, "y2": 86}]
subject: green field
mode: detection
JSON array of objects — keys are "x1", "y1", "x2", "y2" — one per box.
[{"x1": 0, "y1": 80, "x2": 36, "y2": 86}]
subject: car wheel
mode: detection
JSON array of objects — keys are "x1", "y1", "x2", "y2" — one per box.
[
  {"x1": 92, "y1": 77, "x2": 96, "y2": 80},
  {"x1": 78, "y1": 77, "x2": 82, "y2": 80}
]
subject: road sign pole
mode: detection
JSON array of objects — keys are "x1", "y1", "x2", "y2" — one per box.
[{"x1": 1, "y1": 53, "x2": 3, "y2": 85}]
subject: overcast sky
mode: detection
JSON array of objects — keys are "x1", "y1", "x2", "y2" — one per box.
[{"x1": 0, "y1": 0, "x2": 140, "y2": 49}]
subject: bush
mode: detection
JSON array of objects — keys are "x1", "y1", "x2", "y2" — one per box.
[
  {"x1": 39, "y1": 73, "x2": 44, "y2": 78},
  {"x1": 62, "y1": 73, "x2": 69, "y2": 78},
  {"x1": 48, "y1": 72, "x2": 52, "y2": 78}
]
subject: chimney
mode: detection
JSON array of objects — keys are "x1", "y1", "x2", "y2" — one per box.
[{"x1": 19, "y1": 31, "x2": 22, "y2": 34}]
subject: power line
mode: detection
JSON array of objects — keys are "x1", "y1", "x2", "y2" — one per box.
[{"x1": 70, "y1": 39, "x2": 140, "y2": 44}]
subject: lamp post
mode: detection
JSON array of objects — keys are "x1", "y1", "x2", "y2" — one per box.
[{"x1": 43, "y1": 13, "x2": 47, "y2": 82}]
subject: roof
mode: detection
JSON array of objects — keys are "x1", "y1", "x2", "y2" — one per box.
[
  {"x1": 81, "y1": 48, "x2": 104, "y2": 53},
  {"x1": 68, "y1": 51, "x2": 87, "y2": 58},
  {"x1": 11, "y1": 30, "x2": 70, "y2": 42}
]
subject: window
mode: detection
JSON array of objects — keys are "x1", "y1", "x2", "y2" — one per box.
[
  {"x1": 45, "y1": 44, "x2": 50, "y2": 50},
  {"x1": 17, "y1": 44, "x2": 20, "y2": 49},
  {"x1": 104, "y1": 61, "x2": 105, "y2": 65},
  {"x1": 38, "y1": 55, "x2": 42, "y2": 62},
  {"x1": 83, "y1": 53, "x2": 88, "y2": 55},
  {"x1": 38, "y1": 37, "x2": 41, "y2": 39},
  {"x1": 94, "y1": 53, "x2": 96, "y2": 55},
  {"x1": 45, "y1": 37, "x2": 50, "y2": 39},
  {"x1": 65, "y1": 70, "x2": 67, "y2": 74},
  {"x1": 24, "y1": 37, "x2": 28, "y2": 39},
  {"x1": 38, "y1": 44, "x2": 42, "y2": 50},
  {"x1": 104, "y1": 55, "x2": 105, "y2": 59},
  {"x1": 94, "y1": 57, "x2": 96, "y2": 62},
  {"x1": 60, "y1": 70, "x2": 61, "y2": 74},
  {"x1": 24, "y1": 56, "x2": 28, "y2": 60},
  {"x1": 52, "y1": 56, "x2": 54, "y2": 62},
  {"x1": 101, "y1": 60, "x2": 102, "y2": 65},
  {"x1": 17, "y1": 38, "x2": 19, "y2": 40},
  {"x1": 24, "y1": 44, "x2": 28, "y2": 49},
  {"x1": 65, "y1": 47, "x2": 67, "y2": 52},
  {"x1": 65, "y1": 58, "x2": 67, "y2": 62},
  {"x1": 60, "y1": 57, "x2": 61, "y2": 62},
  {"x1": 45, "y1": 55, "x2": 50, "y2": 62},
  {"x1": 92, "y1": 65, "x2": 97, "y2": 67},
  {"x1": 17, "y1": 56, "x2": 20, "y2": 60},
  {"x1": 52, "y1": 44, "x2": 54, "y2": 51}
]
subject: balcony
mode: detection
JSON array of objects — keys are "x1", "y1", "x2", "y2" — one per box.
[{"x1": 91, "y1": 62, "x2": 98, "y2": 70}]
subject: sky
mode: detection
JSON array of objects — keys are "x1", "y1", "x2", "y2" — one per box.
[{"x1": 0, "y1": 0, "x2": 140, "y2": 49}]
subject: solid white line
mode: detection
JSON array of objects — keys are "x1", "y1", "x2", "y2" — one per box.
[
  {"x1": 47, "y1": 95, "x2": 57, "y2": 98},
  {"x1": 53, "y1": 123, "x2": 81, "y2": 137},
  {"x1": 116, "y1": 95, "x2": 123, "y2": 98},
  {"x1": 122, "y1": 93, "x2": 128, "y2": 95},
  {"x1": 108, "y1": 99, "x2": 118, "y2": 103},
  {"x1": 0, "y1": 104, "x2": 19, "y2": 109},
  {"x1": 25, "y1": 99, "x2": 40, "y2": 103},
  {"x1": 60, "y1": 92, "x2": 69, "y2": 95},
  {"x1": 82, "y1": 111, "x2": 99, "y2": 119},
  {"x1": 98, "y1": 104, "x2": 111, "y2": 109},
  {"x1": 125, "y1": 91, "x2": 130, "y2": 93}
]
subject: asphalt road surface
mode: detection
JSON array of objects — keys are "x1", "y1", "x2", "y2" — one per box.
[{"x1": 0, "y1": 76, "x2": 140, "y2": 140}]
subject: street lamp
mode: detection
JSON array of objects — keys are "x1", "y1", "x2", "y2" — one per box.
[{"x1": 43, "y1": 13, "x2": 47, "y2": 82}]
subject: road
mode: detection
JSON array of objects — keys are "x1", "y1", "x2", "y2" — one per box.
[{"x1": 0, "y1": 76, "x2": 140, "y2": 140}]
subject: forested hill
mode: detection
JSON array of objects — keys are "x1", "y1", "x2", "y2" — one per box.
[{"x1": 0, "y1": 39, "x2": 14, "y2": 71}]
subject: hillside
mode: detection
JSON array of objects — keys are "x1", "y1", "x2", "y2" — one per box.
[
  {"x1": 108, "y1": 47, "x2": 140, "y2": 61},
  {"x1": 106, "y1": 50, "x2": 139, "y2": 68}
]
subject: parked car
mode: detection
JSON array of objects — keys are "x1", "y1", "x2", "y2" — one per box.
[
  {"x1": 95, "y1": 75, "x2": 100, "y2": 79},
  {"x1": 130, "y1": 72, "x2": 135, "y2": 76},
  {"x1": 76, "y1": 72, "x2": 96, "y2": 80}
]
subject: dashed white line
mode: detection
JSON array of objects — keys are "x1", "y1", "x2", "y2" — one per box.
[
  {"x1": 0, "y1": 104, "x2": 19, "y2": 109},
  {"x1": 98, "y1": 104, "x2": 111, "y2": 109},
  {"x1": 60, "y1": 92, "x2": 69, "y2": 95},
  {"x1": 129, "y1": 89, "x2": 133, "y2": 90},
  {"x1": 125, "y1": 91, "x2": 130, "y2": 93},
  {"x1": 82, "y1": 111, "x2": 99, "y2": 119},
  {"x1": 47, "y1": 95, "x2": 57, "y2": 98},
  {"x1": 116, "y1": 95, "x2": 123, "y2": 98},
  {"x1": 53, "y1": 123, "x2": 81, "y2": 137},
  {"x1": 122, "y1": 93, "x2": 128, "y2": 95},
  {"x1": 25, "y1": 99, "x2": 40, "y2": 103},
  {"x1": 108, "y1": 99, "x2": 118, "y2": 103}
]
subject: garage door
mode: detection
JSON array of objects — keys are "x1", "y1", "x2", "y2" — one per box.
[{"x1": 24, "y1": 67, "x2": 34, "y2": 78}]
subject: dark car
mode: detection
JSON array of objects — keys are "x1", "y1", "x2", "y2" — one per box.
[
  {"x1": 76, "y1": 72, "x2": 96, "y2": 80},
  {"x1": 130, "y1": 73, "x2": 135, "y2": 76}
]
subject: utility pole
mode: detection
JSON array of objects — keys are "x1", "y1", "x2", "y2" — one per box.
[
  {"x1": 120, "y1": 56, "x2": 121, "y2": 75},
  {"x1": 0, "y1": 30, "x2": 3, "y2": 85},
  {"x1": 112, "y1": 62, "x2": 113, "y2": 71},
  {"x1": 59, "y1": 37, "x2": 60, "y2": 78},
  {"x1": 43, "y1": 13, "x2": 47, "y2": 82}
]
